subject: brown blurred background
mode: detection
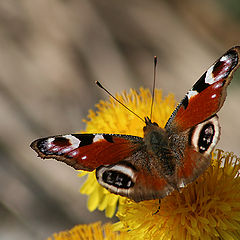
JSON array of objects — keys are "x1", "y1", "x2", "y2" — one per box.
[{"x1": 0, "y1": 0, "x2": 240, "y2": 239}]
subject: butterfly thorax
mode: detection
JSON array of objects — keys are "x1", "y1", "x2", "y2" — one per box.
[{"x1": 143, "y1": 118, "x2": 176, "y2": 177}]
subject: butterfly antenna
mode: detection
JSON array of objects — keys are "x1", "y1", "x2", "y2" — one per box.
[
  {"x1": 96, "y1": 81, "x2": 145, "y2": 123},
  {"x1": 150, "y1": 56, "x2": 157, "y2": 120}
]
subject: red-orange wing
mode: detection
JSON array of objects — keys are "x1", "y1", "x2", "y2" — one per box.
[
  {"x1": 176, "y1": 146, "x2": 211, "y2": 188},
  {"x1": 165, "y1": 46, "x2": 240, "y2": 132},
  {"x1": 30, "y1": 133, "x2": 143, "y2": 171},
  {"x1": 95, "y1": 148, "x2": 175, "y2": 202}
]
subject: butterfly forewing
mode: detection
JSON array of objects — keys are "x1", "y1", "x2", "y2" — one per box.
[
  {"x1": 31, "y1": 134, "x2": 143, "y2": 171},
  {"x1": 165, "y1": 46, "x2": 240, "y2": 131}
]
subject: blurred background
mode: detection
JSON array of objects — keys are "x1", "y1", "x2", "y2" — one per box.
[{"x1": 0, "y1": 0, "x2": 240, "y2": 239}]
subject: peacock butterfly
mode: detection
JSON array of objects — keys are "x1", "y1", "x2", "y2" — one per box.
[{"x1": 31, "y1": 46, "x2": 240, "y2": 202}]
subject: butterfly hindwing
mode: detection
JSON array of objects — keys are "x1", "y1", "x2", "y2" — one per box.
[
  {"x1": 30, "y1": 134, "x2": 143, "y2": 171},
  {"x1": 173, "y1": 115, "x2": 220, "y2": 188},
  {"x1": 96, "y1": 148, "x2": 174, "y2": 202}
]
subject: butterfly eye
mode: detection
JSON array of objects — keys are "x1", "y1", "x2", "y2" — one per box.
[{"x1": 189, "y1": 115, "x2": 220, "y2": 155}]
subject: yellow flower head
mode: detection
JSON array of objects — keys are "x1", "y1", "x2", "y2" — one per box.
[
  {"x1": 79, "y1": 88, "x2": 176, "y2": 217},
  {"x1": 78, "y1": 88, "x2": 240, "y2": 239},
  {"x1": 47, "y1": 222, "x2": 127, "y2": 240},
  {"x1": 116, "y1": 149, "x2": 240, "y2": 240}
]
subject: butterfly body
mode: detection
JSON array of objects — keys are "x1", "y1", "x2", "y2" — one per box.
[{"x1": 31, "y1": 46, "x2": 240, "y2": 202}]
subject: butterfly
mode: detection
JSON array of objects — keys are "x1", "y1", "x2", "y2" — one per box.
[{"x1": 31, "y1": 46, "x2": 240, "y2": 202}]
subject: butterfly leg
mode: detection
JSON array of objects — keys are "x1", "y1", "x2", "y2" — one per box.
[{"x1": 153, "y1": 199, "x2": 161, "y2": 215}]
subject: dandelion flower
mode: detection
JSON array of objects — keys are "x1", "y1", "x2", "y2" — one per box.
[
  {"x1": 116, "y1": 149, "x2": 240, "y2": 240},
  {"x1": 78, "y1": 88, "x2": 176, "y2": 217},
  {"x1": 66, "y1": 87, "x2": 239, "y2": 240},
  {"x1": 47, "y1": 222, "x2": 127, "y2": 240}
]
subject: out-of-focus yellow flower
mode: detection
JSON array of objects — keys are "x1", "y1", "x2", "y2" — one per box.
[
  {"x1": 115, "y1": 149, "x2": 240, "y2": 240},
  {"x1": 79, "y1": 170, "x2": 121, "y2": 218},
  {"x1": 47, "y1": 222, "x2": 127, "y2": 240},
  {"x1": 78, "y1": 88, "x2": 176, "y2": 217}
]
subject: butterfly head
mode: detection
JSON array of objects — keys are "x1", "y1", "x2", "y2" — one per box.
[
  {"x1": 144, "y1": 116, "x2": 159, "y2": 126},
  {"x1": 143, "y1": 116, "x2": 163, "y2": 137}
]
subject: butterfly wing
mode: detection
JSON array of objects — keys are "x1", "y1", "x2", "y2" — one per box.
[
  {"x1": 170, "y1": 115, "x2": 220, "y2": 188},
  {"x1": 165, "y1": 46, "x2": 240, "y2": 132},
  {"x1": 96, "y1": 148, "x2": 175, "y2": 202},
  {"x1": 30, "y1": 134, "x2": 144, "y2": 171},
  {"x1": 31, "y1": 133, "x2": 174, "y2": 201},
  {"x1": 164, "y1": 46, "x2": 240, "y2": 189}
]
